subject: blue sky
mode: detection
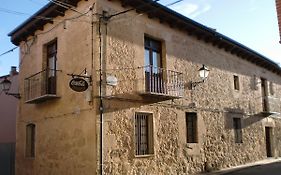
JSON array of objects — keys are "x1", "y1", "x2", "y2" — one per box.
[{"x1": 0, "y1": 0, "x2": 280, "y2": 76}]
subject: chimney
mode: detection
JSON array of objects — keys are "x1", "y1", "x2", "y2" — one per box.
[{"x1": 10, "y1": 66, "x2": 18, "y2": 76}]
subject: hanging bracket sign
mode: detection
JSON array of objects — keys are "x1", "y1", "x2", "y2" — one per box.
[{"x1": 69, "y1": 78, "x2": 88, "y2": 92}]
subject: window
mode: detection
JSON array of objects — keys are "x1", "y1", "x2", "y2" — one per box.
[
  {"x1": 144, "y1": 36, "x2": 164, "y2": 93},
  {"x1": 233, "y1": 118, "x2": 242, "y2": 143},
  {"x1": 26, "y1": 124, "x2": 35, "y2": 158},
  {"x1": 234, "y1": 75, "x2": 240, "y2": 90},
  {"x1": 186, "y1": 112, "x2": 198, "y2": 143},
  {"x1": 46, "y1": 40, "x2": 57, "y2": 94},
  {"x1": 135, "y1": 113, "x2": 154, "y2": 155},
  {"x1": 269, "y1": 82, "x2": 274, "y2": 95}
]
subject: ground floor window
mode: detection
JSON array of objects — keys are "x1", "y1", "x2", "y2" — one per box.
[
  {"x1": 186, "y1": 112, "x2": 198, "y2": 143},
  {"x1": 135, "y1": 112, "x2": 154, "y2": 155},
  {"x1": 233, "y1": 118, "x2": 242, "y2": 143},
  {"x1": 26, "y1": 123, "x2": 35, "y2": 157}
]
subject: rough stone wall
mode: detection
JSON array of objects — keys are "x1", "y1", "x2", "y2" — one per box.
[{"x1": 100, "y1": 0, "x2": 281, "y2": 174}]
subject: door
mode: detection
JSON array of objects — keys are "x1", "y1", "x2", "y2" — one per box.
[
  {"x1": 265, "y1": 127, "x2": 272, "y2": 157},
  {"x1": 261, "y1": 78, "x2": 268, "y2": 112},
  {"x1": 144, "y1": 37, "x2": 164, "y2": 93},
  {"x1": 46, "y1": 41, "x2": 57, "y2": 94}
]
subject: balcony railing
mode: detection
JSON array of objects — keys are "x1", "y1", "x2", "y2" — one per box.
[
  {"x1": 139, "y1": 66, "x2": 184, "y2": 98},
  {"x1": 262, "y1": 96, "x2": 280, "y2": 114},
  {"x1": 24, "y1": 69, "x2": 59, "y2": 103}
]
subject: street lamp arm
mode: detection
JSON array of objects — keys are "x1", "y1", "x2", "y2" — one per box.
[{"x1": 5, "y1": 92, "x2": 21, "y2": 99}]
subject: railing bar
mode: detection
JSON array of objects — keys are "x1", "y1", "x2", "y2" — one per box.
[{"x1": 24, "y1": 69, "x2": 60, "y2": 80}]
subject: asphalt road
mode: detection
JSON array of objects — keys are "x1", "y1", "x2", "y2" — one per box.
[{"x1": 221, "y1": 162, "x2": 281, "y2": 175}]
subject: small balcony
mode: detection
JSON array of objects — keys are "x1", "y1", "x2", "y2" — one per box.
[
  {"x1": 24, "y1": 69, "x2": 60, "y2": 103},
  {"x1": 138, "y1": 66, "x2": 184, "y2": 100},
  {"x1": 262, "y1": 96, "x2": 280, "y2": 115}
]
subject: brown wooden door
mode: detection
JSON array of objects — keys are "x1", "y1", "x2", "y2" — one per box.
[{"x1": 144, "y1": 37, "x2": 164, "y2": 93}]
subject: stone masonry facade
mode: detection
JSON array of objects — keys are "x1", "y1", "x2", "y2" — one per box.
[{"x1": 10, "y1": 0, "x2": 281, "y2": 174}]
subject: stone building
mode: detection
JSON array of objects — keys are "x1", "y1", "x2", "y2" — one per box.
[
  {"x1": 0, "y1": 66, "x2": 18, "y2": 175},
  {"x1": 9, "y1": 0, "x2": 281, "y2": 174}
]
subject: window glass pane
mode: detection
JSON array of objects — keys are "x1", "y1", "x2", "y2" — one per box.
[
  {"x1": 145, "y1": 49, "x2": 150, "y2": 72},
  {"x1": 48, "y1": 56, "x2": 56, "y2": 77},
  {"x1": 152, "y1": 51, "x2": 159, "y2": 73}
]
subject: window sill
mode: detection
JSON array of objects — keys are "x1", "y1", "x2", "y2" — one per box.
[{"x1": 135, "y1": 154, "x2": 154, "y2": 158}]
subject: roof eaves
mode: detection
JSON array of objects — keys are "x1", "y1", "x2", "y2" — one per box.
[
  {"x1": 8, "y1": 2, "x2": 53, "y2": 37},
  {"x1": 127, "y1": 0, "x2": 281, "y2": 74}
]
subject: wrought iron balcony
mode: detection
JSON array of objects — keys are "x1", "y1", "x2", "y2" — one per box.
[
  {"x1": 24, "y1": 69, "x2": 59, "y2": 103},
  {"x1": 262, "y1": 96, "x2": 280, "y2": 114},
  {"x1": 138, "y1": 66, "x2": 184, "y2": 99}
]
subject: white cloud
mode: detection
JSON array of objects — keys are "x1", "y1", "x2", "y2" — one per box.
[{"x1": 170, "y1": 1, "x2": 211, "y2": 19}]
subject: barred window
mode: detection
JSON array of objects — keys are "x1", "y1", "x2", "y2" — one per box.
[
  {"x1": 135, "y1": 113, "x2": 154, "y2": 155},
  {"x1": 26, "y1": 123, "x2": 35, "y2": 158},
  {"x1": 186, "y1": 112, "x2": 198, "y2": 143},
  {"x1": 233, "y1": 118, "x2": 242, "y2": 143}
]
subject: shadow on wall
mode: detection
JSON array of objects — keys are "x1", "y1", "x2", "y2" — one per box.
[
  {"x1": 101, "y1": 93, "x2": 164, "y2": 114},
  {"x1": 224, "y1": 108, "x2": 270, "y2": 129}
]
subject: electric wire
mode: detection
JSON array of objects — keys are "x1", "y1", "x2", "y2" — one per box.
[
  {"x1": 17, "y1": 107, "x2": 94, "y2": 124},
  {"x1": 106, "y1": 0, "x2": 160, "y2": 19},
  {"x1": 165, "y1": 0, "x2": 183, "y2": 6},
  {"x1": 105, "y1": 0, "x2": 185, "y2": 24},
  {"x1": 47, "y1": 0, "x2": 85, "y2": 15},
  {"x1": 1, "y1": 0, "x2": 180, "y2": 57},
  {"x1": 0, "y1": 7, "x2": 61, "y2": 22},
  {"x1": 0, "y1": 47, "x2": 18, "y2": 57},
  {"x1": 35, "y1": 8, "x2": 92, "y2": 36}
]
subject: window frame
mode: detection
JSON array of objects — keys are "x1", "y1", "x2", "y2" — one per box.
[
  {"x1": 25, "y1": 123, "x2": 36, "y2": 158},
  {"x1": 144, "y1": 36, "x2": 162, "y2": 67},
  {"x1": 233, "y1": 75, "x2": 240, "y2": 90},
  {"x1": 233, "y1": 118, "x2": 243, "y2": 143},
  {"x1": 134, "y1": 112, "x2": 154, "y2": 156},
  {"x1": 186, "y1": 112, "x2": 198, "y2": 143},
  {"x1": 44, "y1": 39, "x2": 58, "y2": 95}
]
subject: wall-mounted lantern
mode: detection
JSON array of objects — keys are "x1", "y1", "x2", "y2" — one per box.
[
  {"x1": 191, "y1": 64, "x2": 210, "y2": 89},
  {"x1": 0, "y1": 78, "x2": 21, "y2": 99}
]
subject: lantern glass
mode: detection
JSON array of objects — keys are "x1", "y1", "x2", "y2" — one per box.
[
  {"x1": 199, "y1": 65, "x2": 210, "y2": 80},
  {"x1": 1, "y1": 79, "x2": 12, "y2": 93}
]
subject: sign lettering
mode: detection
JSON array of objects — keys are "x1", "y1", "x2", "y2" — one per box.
[{"x1": 69, "y1": 78, "x2": 89, "y2": 92}]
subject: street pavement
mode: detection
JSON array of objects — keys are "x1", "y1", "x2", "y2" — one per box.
[
  {"x1": 201, "y1": 157, "x2": 281, "y2": 175},
  {"x1": 221, "y1": 161, "x2": 281, "y2": 175}
]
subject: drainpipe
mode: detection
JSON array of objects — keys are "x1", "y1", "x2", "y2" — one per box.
[
  {"x1": 98, "y1": 11, "x2": 109, "y2": 174},
  {"x1": 98, "y1": 17, "x2": 103, "y2": 175},
  {"x1": 98, "y1": 13, "x2": 108, "y2": 175}
]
